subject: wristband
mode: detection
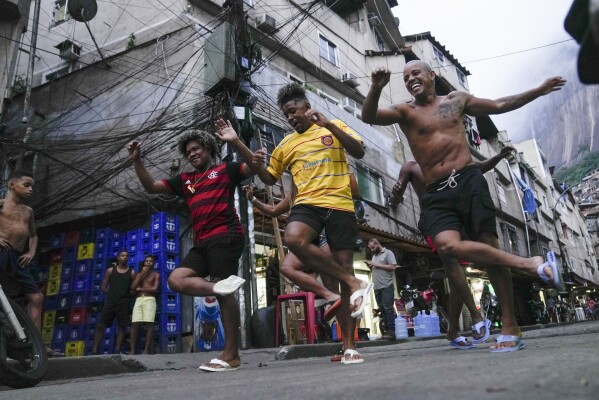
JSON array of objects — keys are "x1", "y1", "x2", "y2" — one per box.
[{"x1": 250, "y1": 196, "x2": 257, "y2": 204}]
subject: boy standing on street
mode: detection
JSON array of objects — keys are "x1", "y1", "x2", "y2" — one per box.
[
  {"x1": 91, "y1": 250, "x2": 135, "y2": 354},
  {"x1": 130, "y1": 255, "x2": 160, "y2": 354},
  {"x1": 0, "y1": 171, "x2": 63, "y2": 357}
]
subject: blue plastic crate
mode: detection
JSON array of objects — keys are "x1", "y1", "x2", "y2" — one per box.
[
  {"x1": 151, "y1": 232, "x2": 179, "y2": 253},
  {"x1": 96, "y1": 228, "x2": 120, "y2": 242},
  {"x1": 59, "y1": 276, "x2": 72, "y2": 294},
  {"x1": 73, "y1": 274, "x2": 90, "y2": 291},
  {"x1": 52, "y1": 324, "x2": 68, "y2": 343},
  {"x1": 88, "y1": 290, "x2": 105, "y2": 303},
  {"x1": 84, "y1": 325, "x2": 97, "y2": 342},
  {"x1": 71, "y1": 291, "x2": 88, "y2": 308},
  {"x1": 127, "y1": 229, "x2": 143, "y2": 243},
  {"x1": 160, "y1": 335, "x2": 181, "y2": 354},
  {"x1": 151, "y1": 212, "x2": 179, "y2": 234},
  {"x1": 94, "y1": 239, "x2": 111, "y2": 258},
  {"x1": 67, "y1": 325, "x2": 86, "y2": 341},
  {"x1": 160, "y1": 293, "x2": 180, "y2": 313},
  {"x1": 159, "y1": 313, "x2": 180, "y2": 334},
  {"x1": 93, "y1": 257, "x2": 108, "y2": 272},
  {"x1": 154, "y1": 252, "x2": 179, "y2": 273},
  {"x1": 160, "y1": 271, "x2": 174, "y2": 294},
  {"x1": 89, "y1": 302, "x2": 104, "y2": 314},
  {"x1": 49, "y1": 233, "x2": 65, "y2": 249},
  {"x1": 51, "y1": 341, "x2": 66, "y2": 355},
  {"x1": 62, "y1": 246, "x2": 77, "y2": 262},
  {"x1": 61, "y1": 261, "x2": 75, "y2": 277},
  {"x1": 90, "y1": 279, "x2": 102, "y2": 291},
  {"x1": 100, "y1": 334, "x2": 115, "y2": 348},
  {"x1": 141, "y1": 228, "x2": 150, "y2": 240},
  {"x1": 55, "y1": 309, "x2": 69, "y2": 325},
  {"x1": 56, "y1": 294, "x2": 71, "y2": 310},
  {"x1": 75, "y1": 259, "x2": 93, "y2": 276},
  {"x1": 92, "y1": 269, "x2": 103, "y2": 281},
  {"x1": 88, "y1": 313, "x2": 100, "y2": 325},
  {"x1": 80, "y1": 228, "x2": 95, "y2": 243},
  {"x1": 44, "y1": 295, "x2": 58, "y2": 310},
  {"x1": 140, "y1": 238, "x2": 151, "y2": 252},
  {"x1": 127, "y1": 241, "x2": 141, "y2": 254}
]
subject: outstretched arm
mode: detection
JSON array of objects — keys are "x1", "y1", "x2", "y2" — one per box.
[
  {"x1": 244, "y1": 185, "x2": 291, "y2": 217},
  {"x1": 362, "y1": 67, "x2": 405, "y2": 125},
  {"x1": 464, "y1": 76, "x2": 566, "y2": 116},
  {"x1": 127, "y1": 141, "x2": 170, "y2": 194},
  {"x1": 477, "y1": 146, "x2": 516, "y2": 173},
  {"x1": 214, "y1": 119, "x2": 257, "y2": 178}
]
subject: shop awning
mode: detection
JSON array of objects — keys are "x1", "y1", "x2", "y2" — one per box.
[{"x1": 568, "y1": 271, "x2": 599, "y2": 288}]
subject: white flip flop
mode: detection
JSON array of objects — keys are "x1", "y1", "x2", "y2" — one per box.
[
  {"x1": 213, "y1": 275, "x2": 246, "y2": 295},
  {"x1": 198, "y1": 358, "x2": 240, "y2": 372},
  {"x1": 536, "y1": 251, "x2": 565, "y2": 291},
  {"x1": 340, "y1": 349, "x2": 364, "y2": 365},
  {"x1": 349, "y1": 281, "x2": 374, "y2": 318}
]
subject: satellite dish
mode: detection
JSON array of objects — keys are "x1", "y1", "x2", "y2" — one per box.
[{"x1": 68, "y1": 0, "x2": 98, "y2": 22}]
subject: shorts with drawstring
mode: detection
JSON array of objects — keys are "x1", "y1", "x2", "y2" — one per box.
[{"x1": 421, "y1": 165, "x2": 497, "y2": 240}]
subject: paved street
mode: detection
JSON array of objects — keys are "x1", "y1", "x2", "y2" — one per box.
[{"x1": 3, "y1": 321, "x2": 599, "y2": 399}]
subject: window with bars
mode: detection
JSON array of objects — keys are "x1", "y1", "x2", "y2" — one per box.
[
  {"x1": 457, "y1": 69, "x2": 467, "y2": 87},
  {"x1": 319, "y1": 34, "x2": 338, "y2": 66},
  {"x1": 505, "y1": 225, "x2": 520, "y2": 255}
]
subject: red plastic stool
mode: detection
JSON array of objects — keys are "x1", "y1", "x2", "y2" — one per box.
[{"x1": 275, "y1": 292, "x2": 316, "y2": 346}]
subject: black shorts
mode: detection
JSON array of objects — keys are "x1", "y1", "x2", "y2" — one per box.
[
  {"x1": 421, "y1": 165, "x2": 497, "y2": 240},
  {"x1": 0, "y1": 247, "x2": 40, "y2": 295},
  {"x1": 99, "y1": 301, "x2": 130, "y2": 328},
  {"x1": 288, "y1": 205, "x2": 357, "y2": 250},
  {"x1": 179, "y1": 234, "x2": 244, "y2": 281}
]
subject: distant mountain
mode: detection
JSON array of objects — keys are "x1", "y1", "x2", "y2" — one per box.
[
  {"x1": 500, "y1": 44, "x2": 599, "y2": 169},
  {"x1": 554, "y1": 150, "x2": 599, "y2": 188}
]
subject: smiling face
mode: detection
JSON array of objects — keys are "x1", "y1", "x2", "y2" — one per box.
[
  {"x1": 281, "y1": 99, "x2": 311, "y2": 133},
  {"x1": 403, "y1": 61, "x2": 435, "y2": 98},
  {"x1": 185, "y1": 140, "x2": 213, "y2": 171}
]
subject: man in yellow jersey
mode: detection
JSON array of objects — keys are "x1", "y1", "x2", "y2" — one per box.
[{"x1": 253, "y1": 83, "x2": 373, "y2": 364}]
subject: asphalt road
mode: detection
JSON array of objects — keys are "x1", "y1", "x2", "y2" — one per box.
[{"x1": 4, "y1": 321, "x2": 599, "y2": 399}]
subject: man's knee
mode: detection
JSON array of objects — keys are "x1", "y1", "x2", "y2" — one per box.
[
  {"x1": 284, "y1": 233, "x2": 310, "y2": 252},
  {"x1": 436, "y1": 240, "x2": 460, "y2": 257}
]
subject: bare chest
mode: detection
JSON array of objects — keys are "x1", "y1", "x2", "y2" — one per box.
[{"x1": 0, "y1": 206, "x2": 30, "y2": 234}]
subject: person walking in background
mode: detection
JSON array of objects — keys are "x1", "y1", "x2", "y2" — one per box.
[
  {"x1": 363, "y1": 60, "x2": 566, "y2": 352},
  {"x1": 130, "y1": 255, "x2": 160, "y2": 354},
  {"x1": 127, "y1": 119, "x2": 256, "y2": 371},
  {"x1": 365, "y1": 238, "x2": 397, "y2": 340}
]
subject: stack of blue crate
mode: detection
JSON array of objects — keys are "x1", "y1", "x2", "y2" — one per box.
[{"x1": 150, "y1": 212, "x2": 182, "y2": 353}]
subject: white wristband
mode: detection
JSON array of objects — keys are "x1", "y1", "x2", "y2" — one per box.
[{"x1": 250, "y1": 196, "x2": 257, "y2": 204}]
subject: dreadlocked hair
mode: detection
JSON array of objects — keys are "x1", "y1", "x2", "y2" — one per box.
[
  {"x1": 277, "y1": 82, "x2": 307, "y2": 108},
  {"x1": 177, "y1": 130, "x2": 219, "y2": 160}
]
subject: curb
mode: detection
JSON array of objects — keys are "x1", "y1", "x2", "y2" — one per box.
[{"x1": 44, "y1": 355, "x2": 146, "y2": 382}]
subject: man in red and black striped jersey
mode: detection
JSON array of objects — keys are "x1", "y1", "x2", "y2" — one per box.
[{"x1": 127, "y1": 119, "x2": 255, "y2": 372}]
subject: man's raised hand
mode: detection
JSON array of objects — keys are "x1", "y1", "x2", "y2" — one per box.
[
  {"x1": 214, "y1": 119, "x2": 238, "y2": 143},
  {"x1": 371, "y1": 67, "x2": 391, "y2": 90},
  {"x1": 539, "y1": 76, "x2": 566, "y2": 95},
  {"x1": 127, "y1": 140, "x2": 142, "y2": 161}
]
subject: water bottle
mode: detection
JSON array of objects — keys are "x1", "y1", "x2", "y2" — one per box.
[
  {"x1": 195, "y1": 296, "x2": 225, "y2": 351},
  {"x1": 420, "y1": 312, "x2": 431, "y2": 337},
  {"x1": 429, "y1": 311, "x2": 441, "y2": 336},
  {"x1": 331, "y1": 321, "x2": 339, "y2": 341},
  {"x1": 413, "y1": 312, "x2": 422, "y2": 337},
  {"x1": 395, "y1": 315, "x2": 408, "y2": 339},
  {"x1": 167, "y1": 337, "x2": 177, "y2": 353}
]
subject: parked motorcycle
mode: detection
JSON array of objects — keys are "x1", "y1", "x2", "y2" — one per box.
[
  {"x1": 481, "y1": 291, "x2": 502, "y2": 328},
  {"x1": 400, "y1": 281, "x2": 449, "y2": 333},
  {"x1": 528, "y1": 299, "x2": 550, "y2": 324},
  {"x1": 0, "y1": 267, "x2": 47, "y2": 388}
]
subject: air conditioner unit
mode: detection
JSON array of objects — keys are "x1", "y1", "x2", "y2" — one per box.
[
  {"x1": 341, "y1": 71, "x2": 359, "y2": 88},
  {"x1": 55, "y1": 40, "x2": 81, "y2": 61},
  {"x1": 256, "y1": 14, "x2": 277, "y2": 34},
  {"x1": 342, "y1": 97, "x2": 357, "y2": 113},
  {"x1": 367, "y1": 12, "x2": 381, "y2": 26}
]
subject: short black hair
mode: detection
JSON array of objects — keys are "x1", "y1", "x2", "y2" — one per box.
[
  {"x1": 277, "y1": 83, "x2": 307, "y2": 108},
  {"x1": 144, "y1": 254, "x2": 156, "y2": 262},
  {"x1": 8, "y1": 170, "x2": 33, "y2": 181},
  {"x1": 177, "y1": 131, "x2": 219, "y2": 159}
]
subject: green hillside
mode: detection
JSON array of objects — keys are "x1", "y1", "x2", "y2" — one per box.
[{"x1": 554, "y1": 150, "x2": 599, "y2": 188}]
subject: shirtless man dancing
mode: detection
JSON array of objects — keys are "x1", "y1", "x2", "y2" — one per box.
[{"x1": 363, "y1": 60, "x2": 566, "y2": 351}]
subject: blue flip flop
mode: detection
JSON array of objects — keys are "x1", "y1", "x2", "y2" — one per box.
[
  {"x1": 448, "y1": 336, "x2": 476, "y2": 349},
  {"x1": 490, "y1": 335, "x2": 525, "y2": 353},
  {"x1": 471, "y1": 319, "x2": 492, "y2": 344},
  {"x1": 536, "y1": 251, "x2": 565, "y2": 291}
]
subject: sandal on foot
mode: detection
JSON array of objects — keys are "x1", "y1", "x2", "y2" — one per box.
[
  {"x1": 340, "y1": 349, "x2": 364, "y2": 365},
  {"x1": 198, "y1": 358, "x2": 240, "y2": 372},
  {"x1": 323, "y1": 297, "x2": 342, "y2": 321},
  {"x1": 490, "y1": 335, "x2": 525, "y2": 353},
  {"x1": 349, "y1": 282, "x2": 374, "y2": 319},
  {"x1": 536, "y1": 251, "x2": 565, "y2": 291},
  {"x1": 471, "y1": 319, "x2": 492, "y2": 344},
  {"x1": 448, "y1": 336, "x2": 476, "y2": 349},
  {"x1": 213, "y1": 275, "x2": 246, "y2": 295}
]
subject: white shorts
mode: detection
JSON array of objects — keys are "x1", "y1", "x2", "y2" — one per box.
[{"x1": 131, "y1": 296, "x2": 157, "y2": 323}]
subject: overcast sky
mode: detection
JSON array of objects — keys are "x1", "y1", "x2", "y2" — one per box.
[{"x1": 393, "y1": 0, "x2": 577, "y2": 137}]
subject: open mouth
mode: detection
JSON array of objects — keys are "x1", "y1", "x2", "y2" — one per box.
[{"x1": 410, "y1": 82, "x2": 422, "y2": 91}]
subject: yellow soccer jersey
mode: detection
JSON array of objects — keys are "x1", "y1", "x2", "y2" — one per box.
[{"x1": 267, "y1": 119, "x2": 362, "y2": 212}]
